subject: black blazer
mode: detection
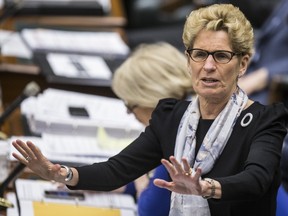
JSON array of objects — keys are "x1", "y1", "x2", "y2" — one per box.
[{"x1": 70, "y1": 98, "x2": 288, "y2": 216}]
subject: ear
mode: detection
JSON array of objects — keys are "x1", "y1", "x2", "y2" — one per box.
[{"x1": 238, "y1": 54, "x2": 250, "y2": 77}]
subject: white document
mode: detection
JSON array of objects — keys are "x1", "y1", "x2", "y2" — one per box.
[
  {"x1": 21, "y1": 28, "x2": 130, "y2": 56},
  {"x1": 46, "y1": 53, "x2": 112, "y2": 79},
  {"x1": 14, "y1": 179, "x2": 136, "y2": 216},
  {"x1": 0, "y1": 30, "x2": 32, "y2": 59}
]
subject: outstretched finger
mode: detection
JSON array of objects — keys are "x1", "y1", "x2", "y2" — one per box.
[
  {"x1": 169, "y1": 156, "x2": 185, "y2": 174},
  {"x1": 12, "y1": 140, "x2": 29, "y2": 159},
  {"x1": 21, "y1": 140, "x2": 37, "y2": 160},
  {"x1": 194, "y1": 167, "x2": 202, "y2": 179},
  {"x1": 153, "y1": 178, "x2": 174, "y2": 191},
  {"x1": 161, "y1": 158, "x2": 177, "y2": 176},
  {"x1": 12, "y1": 151, "x2": 29, "y2": 165},
  {"x1": 182, "y1": 157, "x2": 192, "y2": 175},
  {"x1": 26, "y1": 141, "x2": 44, "y2": 160}
]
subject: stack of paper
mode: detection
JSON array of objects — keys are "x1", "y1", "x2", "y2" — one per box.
[
  {"x1": 12, "y1": 88, "x2": 144, "y2": 165},
  {"x1": 8, "y1": 130, "x2": 139, "y2": 165},
  {"x1": 21, "y1": 88, "x2": 144, "y2": 136},
  {"x1": 21, "y1": 28, "x2": 130, "y2": 57},
  {"x1": 13, "y1": 179, "x2": 136, "y2": 216}
]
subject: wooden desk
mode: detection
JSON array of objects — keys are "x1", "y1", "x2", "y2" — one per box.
[
  {"x1": 0, "y1": 62, "x2": 117, "y2": 137},
  {"x1": 0, "y1": 0, "x2": 126, "y2": 136},
  {"x1": 0, "y1": 63, "x2": 116, "y2": 105},
  {"x1": 1, "y1": 0, "x2": 127, "y2": 30}
]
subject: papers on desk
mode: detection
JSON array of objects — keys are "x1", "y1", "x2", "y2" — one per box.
[
  {"x1": 10, "y1": 89, "x2": 145, "y2": 165},
  {"x1": 0, "y1": 30, "x2": 32, "y2": 59},
  {"x1": 21, "y1": 28, "x2": 130, "y2": 56},
  {"x1": 9, "y1": 123, "x2": 142, "y2": 164},
  {"x1": 0, "y1": 27, "x2": 130, "y2": 61},
  {"x1": 8, "y1": 134, "x2": 107, "y2": 164},
  {"x1": 46, "y1": 53, "x2": 112, "y2": 79},
  {"x1": 11, "y1": 179, "x2": 136, "y2": 216},
  {"x1": 21, "y1": 88, "x2": 144, "y2": 136}
]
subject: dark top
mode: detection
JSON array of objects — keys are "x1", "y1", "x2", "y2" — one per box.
[{"x1": 70, "y1": 98, "x2": 288, "y2": 216}]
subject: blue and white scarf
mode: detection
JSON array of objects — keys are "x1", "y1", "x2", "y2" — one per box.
[{"x1": 170, "y1": 88, "x2": 248, "y2": 216}]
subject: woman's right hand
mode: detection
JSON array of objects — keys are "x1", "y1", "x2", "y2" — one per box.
[{"x1": 12, "y1": 139, "x2": 63, "y2": 182}]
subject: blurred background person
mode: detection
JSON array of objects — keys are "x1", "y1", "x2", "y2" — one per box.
[
  {"x1": 111, "y1": 41, "x2": 194, "y2": 216},
  {"x1": 238, "y1": 0, "x2": 288, "y2": 105}
]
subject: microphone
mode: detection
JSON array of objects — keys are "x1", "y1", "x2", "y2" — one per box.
[
  {"x1": 0, "y1": 81, "x2": 40, "y2": 211},
  {"x1": 0, "y1": 163, "x2": 25, "y2": 207},
  {"x1": 0, "y1": 81, "x2": 40, "y2": 126}
]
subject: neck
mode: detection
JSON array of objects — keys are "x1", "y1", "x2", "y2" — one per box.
[{"x1": 198, "y1": 92, "x2": 232, "y2": 119}]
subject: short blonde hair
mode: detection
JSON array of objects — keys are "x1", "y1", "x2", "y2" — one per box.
[
  {"x1": 112, "y1": 42, "x2": 193, "y2": 108},
  {"x1": 183, "y1": 4, "x2": 254, "y2": 56}
]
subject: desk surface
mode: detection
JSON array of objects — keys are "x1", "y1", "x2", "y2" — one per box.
[
  {"x1": 0, "y1": 0, "x2": 126, "y2": 106},
  {"x1": 1, "y1": 0, "x2": 127, "y2": 30},
  {"x1": 0, "y1": 0, "x2": 127, "y2": 107}
]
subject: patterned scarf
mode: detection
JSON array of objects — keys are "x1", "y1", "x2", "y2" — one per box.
[{"x1": 170, "y1": 88, "x2": 248, "y2": 216}]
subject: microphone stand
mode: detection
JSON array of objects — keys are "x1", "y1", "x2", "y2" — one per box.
[
  {"x1": 0, "y1": 162, "x2": 25, "y2": 212},
  {"x1": 0, "y1": 163, "x2": 25, "y2": 198},
  {"x1": 0, "y1": 80, "x2": 40, "y2": 212}
]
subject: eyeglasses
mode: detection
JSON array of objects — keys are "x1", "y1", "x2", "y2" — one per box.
[{"x1": 186, "y1": 48, "x2": 241, "y2": 64}]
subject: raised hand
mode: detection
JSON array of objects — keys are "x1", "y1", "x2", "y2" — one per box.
[
  {"x1": 12, "y1": 139, "x2": 62, "y2": 182},
  {"x1": 153, "y1": 156, "x2": 204, "y2": 195}
]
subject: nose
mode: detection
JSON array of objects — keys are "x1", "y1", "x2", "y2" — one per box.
[{"x1": 203, "y1": 55, "x2": 216, "y2": 71}]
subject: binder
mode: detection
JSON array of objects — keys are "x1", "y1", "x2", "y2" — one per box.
[{"x1": 33, "y1": 51, "x2": 125, "y2": 86}]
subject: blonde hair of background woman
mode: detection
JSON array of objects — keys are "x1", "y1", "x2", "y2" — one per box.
[{"x1": 112, "y1": 42, "x2": 194, "y2": 108}]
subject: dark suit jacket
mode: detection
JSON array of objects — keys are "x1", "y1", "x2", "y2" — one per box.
[{"x1": 69, "y1": 99, "x2": 288, "y2": 216}]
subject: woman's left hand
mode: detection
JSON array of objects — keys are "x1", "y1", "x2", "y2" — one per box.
[{"x1": 153, "y1": 156, "x2": 204, "y2": 195}]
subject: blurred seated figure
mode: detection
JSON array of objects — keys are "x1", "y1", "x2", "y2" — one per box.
[
  {"x1": 238, "y1": 0, "x2": 288, "y2": 105},
  {"x1": 111, "y1": 42, "x2": 194, "y2": 216}
]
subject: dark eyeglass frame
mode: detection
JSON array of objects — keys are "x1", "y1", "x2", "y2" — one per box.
[{"x1": 186, "y1": 48, "x2": 242, "y2": 64}]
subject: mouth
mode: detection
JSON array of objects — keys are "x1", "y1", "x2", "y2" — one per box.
[{"x1": 201, "y1": 78, "x2": 219, "y2": 83}]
